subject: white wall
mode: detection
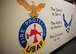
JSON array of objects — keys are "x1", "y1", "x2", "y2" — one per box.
[{"x1": 0, "y1": 0, "x2": 76, "y2": 54}]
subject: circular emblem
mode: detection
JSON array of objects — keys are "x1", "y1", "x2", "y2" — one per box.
[{"x1": 18, "y1": 18, "x2": 46, "y2": 53}]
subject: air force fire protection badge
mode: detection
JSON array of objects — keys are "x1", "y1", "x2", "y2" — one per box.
[{"x1": 17, "y1": 0, "x2": 47, "y2": 54}]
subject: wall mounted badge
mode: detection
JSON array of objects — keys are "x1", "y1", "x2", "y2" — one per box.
[
  {"x1": 17, "y1": 0, "x2": 47, "y2": 54},
  {"x1": 63, "y1": 13, "x2": 73, "y2": 33}
]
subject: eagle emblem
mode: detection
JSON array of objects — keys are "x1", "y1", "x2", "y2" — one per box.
[
  {"x1": 63, "y1": 13, "x2": 73, "y2": 33},
  {"x1": 17, "y1": 0, "x2": 45, "y2": 18}
]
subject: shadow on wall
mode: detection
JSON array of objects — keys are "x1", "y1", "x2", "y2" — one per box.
[
  {"x1": 64, "y1": 0, "x2": 76, "y2": 5},
  {"x1": 50, "y1": 37, "x2": 76, "y2": 54}
]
